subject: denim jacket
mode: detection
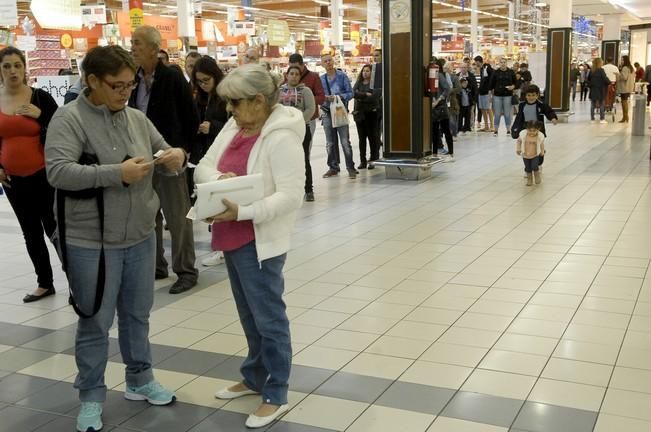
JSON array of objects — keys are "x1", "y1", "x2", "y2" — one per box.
[{"x1": 320, "y1": 70, "x2": 353, "y2": 110}]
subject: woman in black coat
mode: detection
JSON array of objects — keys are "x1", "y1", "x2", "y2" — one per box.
[
  {"x1": 191, "y1": 56, "x2": 227, "y2": 166},
  {"x1": 587, "y1": 58, "x2": 611, "y2": 123}
]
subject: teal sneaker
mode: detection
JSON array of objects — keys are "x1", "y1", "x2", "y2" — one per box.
[
  {"x1": 124, "y1": 380, "x2": 176, "y2": 406},
  {"x1": 76, "y1": 401, "x2": 103, "y2": 432}
]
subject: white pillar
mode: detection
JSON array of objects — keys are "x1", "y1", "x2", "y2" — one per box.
[
  {"x1": 603, "y1": 14, "x2": 621, "y2": 41},
  {"x1": 549, "y1": 0, "x2": 572, "y2": 28},
  {"x1": 535, "y1": 10, "x2": 542, "y2": 51},
  {"x1": 177, "y1": 0, "x2": 195, "y2": 38},
  {"x1": 470, "y1": 0, "x2": 478, "y2": 55},
  {"x1": 331, "y1": 0, "x2": 343, "y2": 47},
  {"x1": 508, "y1": 1, "x2": 514, "y2": 55}
]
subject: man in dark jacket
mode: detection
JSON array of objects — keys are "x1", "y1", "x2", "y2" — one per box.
[
  {"x1": 129, "y1": 25, "x2": 199, "y2": 294},
  {"x1": 458, "y1": 62, "x2": 478, "y2": 130},
  {"x1": 474, "y1": 56, "x2": 494, "y2": 131}
]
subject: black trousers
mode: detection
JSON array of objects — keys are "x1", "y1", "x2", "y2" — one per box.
[
  {"x1": 301, "y1": 126, "x2": 313, "y2": 193},
  {"x1": 4, "y1": 169, "x2": 57, "y2": 289},
  {"x1": 580, "y1": 84, "x2": 589, "y2": 101},
  {"x1": 355, "y1": 110, "x2": 381, "y2": 164},
  {"x1": 459, "y1": 105, "x2": 472, "y2": 132},
  {"x1": 432, "y1": 118, "x2": 453, "y2": 155}
]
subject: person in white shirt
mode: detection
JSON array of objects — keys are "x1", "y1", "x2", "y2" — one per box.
[{"x1": 602, "y1": 57, "x2": 620, "y2": 83}]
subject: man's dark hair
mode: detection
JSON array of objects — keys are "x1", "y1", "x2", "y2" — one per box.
[
  {"x1": 186, "y1": 51, "x2": 201, "y2": 60},
  {"x1": 474, "y1": 55, "x2": 483, "y2": 63},
  {"x1": 606, "y1": 57, "x2": 613, "y2": 64},
  {"x1": 288, "y1": 53, "x2": 304, "y2": 65},
  {"x1": 159, "y1": 49, "x2": 170, "y2": 62}
]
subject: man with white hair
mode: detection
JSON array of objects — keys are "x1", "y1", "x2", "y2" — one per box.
[{"x1": 128, "y1": 25, "x2": 200, "y2": 294}]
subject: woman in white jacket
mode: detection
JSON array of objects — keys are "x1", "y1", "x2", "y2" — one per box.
[{"x1": 194, "y1": 64, "x2": 304, "y2": 429}]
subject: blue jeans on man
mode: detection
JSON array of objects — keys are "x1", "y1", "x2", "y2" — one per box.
[
  {"x1": 321, "y1": 112, "x2": 355, "y2": 172},
  {"x1": 493, "y1": 96, "x2": 513, "y2": 131},
  {"x1": 68, "y1": 233, "x2": 156, "y2": 402},
  {"x1": 223, "y1": 241, "x2": 291, "y2": 406}
]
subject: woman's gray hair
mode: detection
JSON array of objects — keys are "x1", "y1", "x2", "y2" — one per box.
[{"x1": 217, "y1": 64, "x2": 283, "y2": 108}]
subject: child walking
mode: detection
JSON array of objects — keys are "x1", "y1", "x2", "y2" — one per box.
[
  {"x1": 511, "y1": 84, "x2": 557, "y2": 172},
  {"x1": 516, "y1": 121, "x2": 545, "y2": 186}
]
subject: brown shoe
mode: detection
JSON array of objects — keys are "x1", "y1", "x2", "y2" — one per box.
[
  {"x1": 534, "y1": 171, "x2": 541, "y2": 185},
  {"x1": 322, "y1": 169, "x2": 338, "y2": 178},
  {"x1": 526, "y1": 173, "x2": 533, "y2": 186}
]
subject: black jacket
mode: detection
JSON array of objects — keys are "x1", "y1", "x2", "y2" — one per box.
[
  {"x1": 478, "y1": 64, "x2": 493, "y2": 95},
  {"x1": 31, "y1": 88, "x2": 59, "y2": 145},
  {"x1": 353, "y1": 81, "x2": 381, "y2": 114},
  {"x1": 490, "y1": 68, "x2": 517, "y2": 97},
  {"x1": 511, "y1": 100, "x2": 558, "y2": 139},
  {"x1": 128, "y1": 61, "x2": 199, "y2": 153},
  {"x1": 191, "y1": 95, "x2": 228, "y2": 165},
  {"x1": 587, "y1": 68, "x2": 611, "y2": 102}
]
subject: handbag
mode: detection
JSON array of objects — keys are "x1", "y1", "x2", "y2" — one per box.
[
  {"x1": 56, "y1": 152, "x2": 106, "y2": 319},
  {"x1": 331, "y1": 95, "x2": 349, "y2": 128}
]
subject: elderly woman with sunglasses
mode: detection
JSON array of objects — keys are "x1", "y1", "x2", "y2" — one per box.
[
  {"x1": 194, "y1": 64, "x2": 304, "y2": 429},
  {"x1": 45, "y1": 45, "x2": 185, "y2": 432}
]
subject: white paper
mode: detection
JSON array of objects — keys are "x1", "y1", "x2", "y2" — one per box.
[{"x1": 187, "y1": 173, "x2": 264, "y2": 221}]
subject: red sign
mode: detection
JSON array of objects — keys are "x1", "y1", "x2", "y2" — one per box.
[{"x1": 441, "y1": 38, "x2": 465, "y2": 52}]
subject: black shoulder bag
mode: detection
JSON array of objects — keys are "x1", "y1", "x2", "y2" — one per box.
[{"x1": 57, "y1": 153, "x2": 106, "y2": 319}]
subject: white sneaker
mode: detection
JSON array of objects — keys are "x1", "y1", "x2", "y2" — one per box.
[
  {"x1": 201, "y1": 252, "x2": 224, "y2": 266},
  {"x1": 442, "y1": 155, "x2": 455, "y2": 163},
  {"x1": 599, "y1": 120, "x2": 608, "y2": 124}
]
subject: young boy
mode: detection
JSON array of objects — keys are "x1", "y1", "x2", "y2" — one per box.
[
  {"x1": 516, "y1": 121, "x2": 545, "y2": 186},
  {"x1": 511, "y1": 84, "x2": 558, "y2": 170},
  {"x1": 458, "y1": 78, "x2": 474, "y2": 133}
]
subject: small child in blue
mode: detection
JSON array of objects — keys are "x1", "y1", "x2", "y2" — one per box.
[{"x1": 516, "y1": 121, "x2": 545, "y2": 186}]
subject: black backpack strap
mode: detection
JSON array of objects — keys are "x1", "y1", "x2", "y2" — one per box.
[{"x1": 60, "y1": 189, "x2": 106, "y2": 319}]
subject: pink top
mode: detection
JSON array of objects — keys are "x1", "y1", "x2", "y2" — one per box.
[{"x1": 211, "y1": 130, "x2": 259, "y2": 252}]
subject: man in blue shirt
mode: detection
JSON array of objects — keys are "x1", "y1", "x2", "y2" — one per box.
[{"x1": 320, "y1": 53, "x2": 357, "y2": 179}]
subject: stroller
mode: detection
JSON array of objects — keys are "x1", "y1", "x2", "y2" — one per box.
[{"x1": 604, "y1": 82, "x2": 618, "y2": 122}]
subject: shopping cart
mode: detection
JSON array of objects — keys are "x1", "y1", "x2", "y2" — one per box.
[{"x1": 604, "y1": 82, "x2": 618, "y2": 122}]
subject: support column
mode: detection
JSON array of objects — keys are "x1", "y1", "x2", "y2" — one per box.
[
  {"x1": 602, "y1": 14, "x2": 621, "y2": 65},
  {"x1": 546, "y1": 0, "x2": 572, "y2": 113},
  {"x1": 331, "y1": 0, "x2": 343, "y2": 47},
  {"x1": 470, "y1": 0, "x2": 478, "y2": 55},
  {"x1": 377, "y1": 0, "x2": 432, "y2": 179},
  {"x1": 508, "y1": 1, "x2": 514, "y2": 55}
]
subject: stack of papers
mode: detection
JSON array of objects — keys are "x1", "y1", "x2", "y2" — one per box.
[{"x1": 186, "y1": 173, "x2": 264, "y2": 221}]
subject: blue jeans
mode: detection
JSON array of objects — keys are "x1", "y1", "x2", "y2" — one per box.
[
  {"x1": 492, "y1": 96, "x2": 512, "y2": 131},
  {"x1": 224, "y1": 241, "x2": 291, "y2": 405},
  {"x1": 523, "y1": 157, "x2": 540, "y2": 173},
  {"x1": 69, "y1": 233, "x2": 156, "y2": 402},
  {"x1": 321, "y1": 113, "x2": 355, "y2": 172},
  {"x1": 591, "y1": 100, "x2": 605, "y2": 120}
]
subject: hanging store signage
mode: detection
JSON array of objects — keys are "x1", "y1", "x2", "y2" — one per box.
[
  {"x1": 81, "y1": 4, "x2": 107, "y2": 27},
  {"x1": 31, "y1": 0, "x2": 82, "y2": 30},
  {"x1": 0, "y1": 0, "x2": 18, "y2": 27},
  {"x1": 16, "y1": 35, "x2": 37, "y2": 52},
  {"x1": 268, "y1": 20, "x2": 290, "y2": 46},
  {"x1": 367, "y1": 0, "x2": 381, "y2": 31},
  {"x1": 233, "y1": 20, "x2": 256, "y2": 37},
  {"x1": 34, "y1": 75, "x2": 79, "y2": 106},
  {"x1": 129, "y1": 0, "x2": 144, "y2": 31},
  {"x1": 0, "y1": 29, "x2": 11, "y2": 46}
]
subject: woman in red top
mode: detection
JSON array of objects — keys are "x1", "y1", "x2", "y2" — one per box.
[{"x1": 0, "y1": 47, "x2": 60, "y2": 302}]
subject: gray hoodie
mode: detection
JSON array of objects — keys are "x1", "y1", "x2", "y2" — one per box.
[{"x1": 45, "y1": 90, "x2": 171, "y2": 249}]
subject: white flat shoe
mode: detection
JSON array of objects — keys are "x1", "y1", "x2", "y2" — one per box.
[
  {"x1": 214, "y1": 386, "x2": 259, "y2": 400},
  {"x1": 245, "y1": 404, "x2": 289, "y2": 429}
]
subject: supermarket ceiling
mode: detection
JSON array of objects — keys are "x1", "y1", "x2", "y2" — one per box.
[{"x1": 14, "y1": 0, "x2": 651, "y2": 41}]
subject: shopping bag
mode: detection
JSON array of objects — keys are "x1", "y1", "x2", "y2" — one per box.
[{"x1": 330, "y1": 96, "x2": 349, "y2": 128}]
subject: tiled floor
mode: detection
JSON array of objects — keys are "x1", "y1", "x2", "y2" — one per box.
[{"x1": 1, "y1": 101, "x2": 651, "y2": 431}]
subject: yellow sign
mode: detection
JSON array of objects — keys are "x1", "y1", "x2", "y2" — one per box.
[
  {"x1": 60, "y1": 33, "x2": 73, "y2": 49},
  {"x1": 129, "y1": 7, "x2": 143, "y2": 31},
  {"x1": 267, "y1": 19, "x2": 290, "y2": 47}
]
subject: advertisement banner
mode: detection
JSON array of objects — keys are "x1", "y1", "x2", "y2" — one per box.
[
  {"x1": 81, "y1": 4, "x2": 107, "y2": 27},
  {"x1": 34, "y1": 75, "x2": 79, "y2": 106},
  {"x1": 268, "y1": 19, "x2": 290, "y2": 46},
  {"x1": 129, "y1": 0, "x2": 144, "y2": 31},
  {"x1": 233, "y1": 21, "x2": 256, "y2": 37},
  {"x1": 0, "y1": 0, "x2": 18, "y2": 27}
]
